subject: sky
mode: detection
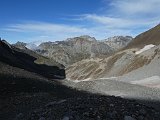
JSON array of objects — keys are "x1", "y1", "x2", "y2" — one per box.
[{"x1": 0, "y1": 0, "x2": 160, "y2": 44}]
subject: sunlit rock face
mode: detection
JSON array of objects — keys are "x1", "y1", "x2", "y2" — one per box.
[{"x1": 35, "y1": 35, "x2": 132, "y2": 66}]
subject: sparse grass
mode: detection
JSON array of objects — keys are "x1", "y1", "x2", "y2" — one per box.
[
  {"x1": 105, "y1": 52, "x2": 125, "y2": 72},
  {"x1": 67, "y1": 52, "x2": 126, "y2": 80},
  {"x1": 77, "y1": 75, "x2": 85, "y2": 80},
  {"x1": 153, "y1": 48, "x2": 160, "y2": 59},
  {"x1": 94, "y1": 69, "x2": 103, "y2": 75},
  {"x1": 82, "y1": 62, "x2": 99, "y2": 74},
  {"x1": 119, "y1": 56, "x2": 150, "y2": 75},
  {"x1": 83, "y1": 73, "x2": 92, "y2": 79},
  {"x1": 70, "y1": 75, "x2": 79, "y2": 80}
]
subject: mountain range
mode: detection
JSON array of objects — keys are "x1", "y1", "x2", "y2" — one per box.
[
  {"x1": 14, "y1": 35, "x2": 132, "y2": 66},
  {"x1": 66, "y1": 24, "x2": 160, "y2": 85},
  {"x1": 1, "y1": 24, "x2": 160, "y2": 120}
]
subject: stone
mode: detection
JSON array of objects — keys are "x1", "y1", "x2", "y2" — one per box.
[
  {"x1": 45, "y1": 101, "x2": 56, "y2": 107},
  {"x1": 62, "y1": 116, "x2": 69, "y2": 120},
  {"x1": 107, "y1": 112, "x2": 116, "y2": 118},
  {"x1": 57, "y1": 99, "x2": 67, "y2": 104},
  {"x1": 124, "y1": 116, "x2": 136, "y2": 120},
  {"x1": 39, "y1": 117, "x2": 45, "y2": 120},
  {"x1": 139, "y1": 109, "x2": 147, "y2": 115},
  {"x1": 16, "y1": 113, "x2": 24, "y2": 119},
  {"x1": 97, "y1": 115, "x2": 101, "y2": 119},
  {"x1": 110, "y1": 104, "x2": 114, "y2": 107},
  {"x1": 138, "y1": 115, "x2": 144, "y2": 120}
]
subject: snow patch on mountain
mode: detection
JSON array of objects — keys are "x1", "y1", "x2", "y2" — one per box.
[
  {"x1": 26, "y1": 43, "x2": 38, "y2": 50},
  {"x1": 135, "y1": 44, "x2": 155, "y2": 54}
]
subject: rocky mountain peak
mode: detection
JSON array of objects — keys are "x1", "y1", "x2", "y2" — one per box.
[
  {"x1": 14, "y1": 41, "x2": 27, "y2": 46},
  {"x1": 104, "y1": 36, "x2": 133, "y2": 50},
  {"x1": 0, "y1": 39, "x2": 13, "y2": 53},
  {"x1": 66, "y1": 35, "x2": 96, "y2": 43},
  {"x1": 26, "y1": 43, "x2": 38, "y2": 50},
  {"x1": 13, "y1": 41, "x2": 27, "y2": 50},
  {"x1": 104, "y1": 36, "x2": 132, "y2": 42},
  {"x1": 13, "y1": 35, "x2": 133, "y2": 66},
  {"x1": 33, "y1": 35, "x2": 133, "y2": 66},
  {"x1": 79, "y1": 35, "x2": 97, "y2": 41}
]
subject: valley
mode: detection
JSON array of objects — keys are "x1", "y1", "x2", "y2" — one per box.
[{"x1": 0, "y1": 24, "x2": 160, "y2": 120}]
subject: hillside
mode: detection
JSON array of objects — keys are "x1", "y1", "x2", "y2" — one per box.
[
  {"x1": 0, "y1": 40, "x2": 65, "y2": 79},
  {"x1": 66, "y1": 25, "x2": 160, "y2": 83},
  {"x1": 126, "y1": 24, "x2": 160, "y2": 49},
  {"x1": 2, "y1": 40, "x2": 160, "y2": 120}
]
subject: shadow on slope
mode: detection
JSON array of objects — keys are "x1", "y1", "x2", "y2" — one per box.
[
  {"x1": 1, "y1": 74, "x2": 160, "y2": 120},
  {"x1": 0, "y1": 74, "x2": 83, "y2": 97},
  {"x1": 0, "y1": 40, "x2": 65, "y2": 79}
]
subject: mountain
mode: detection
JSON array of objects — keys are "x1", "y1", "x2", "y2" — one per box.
[
  {"x1": 0, "y1": 40, "x2": 65, "y2": 80},
  {"x1": 126, "y1": 24, "x2": 160, "y2": 49},
  {"x1": 13, "y1": 41, "x2": 39, "y2": 50},
  {"x1": 26, "y1": 43, "x2": 38, "y2": 50},
  {"x1": 1, "y1": 35, "x2": 160, "y2": 120},
  {"x1": 35, "y1": 35, "x2": 132, "y2": 66},
  {"x1": 66, "y1": 25, "x2": 160, "y2": 85},
  {"x1": 36, "y1": 35, "x2": 113, "y2": 66},
  {"x1": 104, "y1": 36, "x2": 132, "y2": 50},
  {"x1": 13, "y1": 41, "x2": 27, "y2": 49}
]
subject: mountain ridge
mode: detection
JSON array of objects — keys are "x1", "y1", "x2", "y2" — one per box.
[
  {"x1": 66, "y1": 24, "x2": 160, "y2": 81},
  {"x1": 0, "y1": 40, "x2": 65, "y2": 79},
  {"x1": 14, "y1": 35, "x2": 132, "y2": 66},
  {"x1": 125, "y1": 24, "x2": 160, "y2": 49}
]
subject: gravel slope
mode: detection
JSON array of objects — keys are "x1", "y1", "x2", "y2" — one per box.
[{"x1": 62, "y1": 79, "x2": 160, "y2": 110}]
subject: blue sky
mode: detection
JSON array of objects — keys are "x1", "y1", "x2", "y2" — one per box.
[{"x1": 0, "y1": 0, "x2": 159, "y2": 44}]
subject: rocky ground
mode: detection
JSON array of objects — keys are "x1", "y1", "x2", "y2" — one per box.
[
  {"x1": 29, "y1": 95, "x2": 159, "y2": 120},
  {"x1": 1, "y1": 78, "x2": 160, "y2": 120},
  {"x1": 62, "y1": 79, "x2": 160, "y2": 111},
  {"x1": 1, "y1": 92, "x2": 160, "y2": 120}
]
